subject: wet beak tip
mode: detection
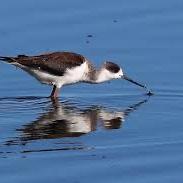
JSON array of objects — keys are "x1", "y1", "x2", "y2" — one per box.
[{"x1": 146, "y1": 90, "x2": 154, "y2": 96}]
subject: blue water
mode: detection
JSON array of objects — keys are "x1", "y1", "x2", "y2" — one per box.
[{"x1": 0, "y1": 0, "x2": 183, "y2": 182}]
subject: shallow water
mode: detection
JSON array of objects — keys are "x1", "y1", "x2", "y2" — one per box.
[{"x1": 1, "y1": 0, "x2": 183, "y2": 182}]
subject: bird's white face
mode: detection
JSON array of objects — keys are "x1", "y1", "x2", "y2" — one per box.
[
  {"x1": 96, "y1": 62, "x2": 124, "y2": 83},
  {"x1": 112, "y1": 68, "x2": 124, "y2": 79},
  {"x1": 106, "y1": 68, "x2": 124, "y2": 80}
]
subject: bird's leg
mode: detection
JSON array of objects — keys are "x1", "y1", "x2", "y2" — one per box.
[{"x1": 50, "y1": 85, "x2": 60, "y2": 98}]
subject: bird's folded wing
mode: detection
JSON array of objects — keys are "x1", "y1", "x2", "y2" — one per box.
[{"x1": 11, "y1": 52, "x2": 85, "y2": 76}]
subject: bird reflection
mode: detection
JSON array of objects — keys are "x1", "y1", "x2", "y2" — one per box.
[
  {"x1": 4, "y1": 99, "x2": 148, "y2": 149},
  {"x1": 5, "y1": 97, "x2": 148, "y2": 146}
]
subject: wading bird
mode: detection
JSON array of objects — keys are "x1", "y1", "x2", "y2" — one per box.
[{"x1": 0, "y1": 52, "x2": 152, "y2": 98}]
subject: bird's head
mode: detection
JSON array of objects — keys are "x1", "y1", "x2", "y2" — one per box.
[
  {"x1": 102, "y1": 61, "x2": 123, "y2": 80},
  {"x1": 100, "y1": 61, "x2": 153, "y2": 95}
]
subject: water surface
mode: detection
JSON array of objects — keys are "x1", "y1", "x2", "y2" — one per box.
[{"x1": 0, "y1": 0, "x2": 183, "y2": 182}]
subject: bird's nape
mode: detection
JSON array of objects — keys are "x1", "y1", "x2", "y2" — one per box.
[{"x1": 122, "y1": 75, "x2": 153, "y2": 95}]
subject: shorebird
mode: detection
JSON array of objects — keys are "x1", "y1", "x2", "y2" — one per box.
[{"x1": 0, "y1": 51, "x2": 152, "y2": 98}]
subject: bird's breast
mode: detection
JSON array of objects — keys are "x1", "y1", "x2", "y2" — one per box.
[{"x1": 61, "y1": 61, "x2": 88, "y2": 85}]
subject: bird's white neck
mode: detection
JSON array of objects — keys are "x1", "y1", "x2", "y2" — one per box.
[
  {"x1": 95, "y1": 69, "x2": 111, "y2": 83},
  {"x1": 85, "y1": 68, "x2": 111, "y2": 84}
]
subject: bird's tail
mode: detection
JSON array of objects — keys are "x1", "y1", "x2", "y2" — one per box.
[{"x1": 0, "y1": 56, "x2": 16, "y2": 63}]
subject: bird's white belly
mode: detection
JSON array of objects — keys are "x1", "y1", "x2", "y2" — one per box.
[
  {"x1": 26, "y1": 61, "x2": 88, "y2": 88},
  {"x1": 30, "y1": 70, "x2": 58, "y2": 85}
]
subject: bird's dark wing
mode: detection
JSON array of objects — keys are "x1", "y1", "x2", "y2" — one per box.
[{"x1": 6, "y1": 52, "x2": 85, "y2": 76}]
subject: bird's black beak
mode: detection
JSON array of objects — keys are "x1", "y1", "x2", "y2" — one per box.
[{"x1": 123, "y1": 75, "x2": 153, "y2": 96}]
